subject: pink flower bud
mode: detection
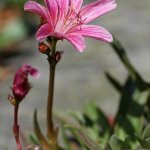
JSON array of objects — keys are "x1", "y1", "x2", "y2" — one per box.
[
  {"x1": 8, "y1": 94, "x2": 16, "y2": 105},
  {"x1": 55, "y1": 51, "x2": 64, "y2": 62},
  {"x1": 38, "y1": 42, "x2": 50, "y2": 54},
  {"x1": 9, "y1": 64, "x2": 40, "y2": 103}
]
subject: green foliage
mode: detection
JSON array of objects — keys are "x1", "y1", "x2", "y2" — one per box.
[
  {"x1": 55, "y1": 37, "x2": 150, "y2": 150},
  {"x1": 29, "y1": 134, "x2": 39, "y2": 145},
  {"x1": 62, "y1": 124, "x2": 103, "y2": 150},
  {"x1": 107, "y1": 135, "x2": 131, "y2": 150},
  {"x1": 5, "y1": 0, "x2": 26, "y2": 7},
  {"x1": 0, "y1": 18, "x2": 27, "y2": 49},
  {"x1": 28, "y1": 36, "x2": 150, "y2": 149},
  {"x1": 3, "y1": 0, "x2": 43, "y2": 9},
  {"x1": 136, "y1": 124, "x2": 150, "y2": 149}
]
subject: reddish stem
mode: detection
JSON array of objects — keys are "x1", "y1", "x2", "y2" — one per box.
[
  {"x1": 13, "y1": 103, "x2": 22, "y2": 150},
  {"x1": 47, "y1": 38, "x2": 57, "y2": 140},
  {"x1": 47, "y1": 63, "x2": 56, "y2": 139}
]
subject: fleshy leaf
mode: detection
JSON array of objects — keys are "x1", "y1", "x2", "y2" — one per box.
[
  {"x1": 142, "y1": 124, "x2": 150, "y2": 140},
  {"x1": 34, "y1": 110, "x2": 50, "y2": 149},
  {"x1": 105, "y1": 72, "x2": 122, "y2": 93},
  {"x1": 61, "y1": 124, "x2": 73, "y2": 150},
  {"x1": 108, "y1": 135, "x2": 131, "y2": 150},
  {"x1": 65, "y1": 125, "x2": 103, "y2": 150},
  {"x1": 136, "y1": 134, "x2": 150, "y2": 149},
  {"x1": 84, "y1": 102, "x2": 110, "y2": 130},
  {"x1": 29, "y1": 134, "x2": 39, "y2": 145},
  {"x1": 110, "y1": 36, "x2": 145, "y2": 88}
]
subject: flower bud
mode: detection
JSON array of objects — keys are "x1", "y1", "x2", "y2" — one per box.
[
  {"x1": 8, "y1": 64, "x2": 40, "y2": 103},
  {"x1": 55, "y1": 51, "x2": 64, "y2": 62},
  {"x1": 38, "y1": 42, "x2": 50, "y2": 54},
  {"x1": 8, "y1": 94, "x2": 16, "y2": 105}
]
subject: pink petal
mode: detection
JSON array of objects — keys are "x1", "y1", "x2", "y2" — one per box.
[
  {"x1": 65, "y1": 33, "x2": 86, "y2": 52},
  {"x1": 55, "y1": 0, "x2": 69, "y2": 12},
  {"x1": 24, "y1": 1, "x2": 48, "y2": 20},
  {"x1": 36, "y1": 23, "x2": 52, "y2": 41},
  {"x1": 23, "y1": 64, "x2": 40, "y2": 78},
  {"x1": 75, "y1": 25, "x2": 113, "y2": 42},
  {"x1": 72, "y1": 0, "x2": 83, "y2": 12},
  {"x1": 44, "y1": 0, "x2": 59, "y2": 24},
  {"x1": 51, "y1": 0, "x2": 69, "y2": 22},
  {"x1": 29, "y1": 69, "x2": 40, "y2": 78},
  {"x1": 36, "y1": 24, "x2": 64, "y2": 40},
  {"x1": 80, "y1": 0, "x2": 117, "y2": 23},
  {"x1": 12, "y1": 64, "x2": 40, "y2": 101}
]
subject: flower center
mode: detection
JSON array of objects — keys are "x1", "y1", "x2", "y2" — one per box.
[{"x1": 63, "y1": 4, "x2": 83, "y2": 32}]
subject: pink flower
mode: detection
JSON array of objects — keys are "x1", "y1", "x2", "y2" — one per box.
[
  {"x1": 24, "y1": 0, "x2": 116, "y2": 52},
  {"x1": 9, "y1": 64, "x2": 40, "y2": 103}
]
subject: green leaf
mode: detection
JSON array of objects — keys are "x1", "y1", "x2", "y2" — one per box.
[
  {"x1": 108, "y1": 135, "x2": 131, "y2": 150},
  {"x1": 132, "y1": 90, "x2": 149, "y2": 107},
  {"x1": 71, "y1": 111, "x2": 86, "y2": 125},
  {"x1": 33, "y1": 110, "x2": 50, "y2": 149},
  {"x1": 110, "y1": 36, "x2": 144, "y2": 88},
  {"x1": 61, "y1": 124, "x2": 73, "y2": 150},
  {"x1": 127, "y1": 115, "x2": 143, "y2": 135},
  {"x1": 84, "y1": 102, "x2": 110, "y2": 132},
  {"x1": 65, "y1": 125, "x2": 103, "y2": 150},
  {"x1": 136, "y1": 124, "x2": 150, "y2": 149},
  {"x1": 117, "y1": 76, "x2": 136, "y2": 116},
  {"x1": 114, "y1": 115, "x2": 143, "y2": 148},
  {"x1": 105, "y1": 72, "x2": 122, "y2": 93},
  {"x1": 114, "y1": 116, "x2": 132, "y2": 141},
  {"x1": 142, "y1": 124, "x2": 150, "y2": 140},
  {"x1": 136, "y1": 134, "x2": 150, "y2": 149},
  {"x1": 116, "y1": 78, "x2": 148, "y2": 134},
  {"x1": 29, "y1": 134, "x2": 39, "y2": 145}
]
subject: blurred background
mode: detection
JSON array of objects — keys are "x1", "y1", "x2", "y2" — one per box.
[{"x1": 0, "y1": 0, "x2": 150, "y2": 149}]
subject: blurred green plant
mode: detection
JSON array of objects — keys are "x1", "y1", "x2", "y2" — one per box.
[
  {"x1": 4, "y1": 0, "x2": 43, "y2": 9},
  {"x1": 45, "y1": 37, "x2": 150, "y2": 150},
  {"x1": 0, "y1": 0, "x2": 42, "y2": 50},
  {"x1": 0, "y1": 18, "x2": 27, "y2": 49},
  {"x1": 4, "y1": 0, "x2": 27, "y2": 8}
]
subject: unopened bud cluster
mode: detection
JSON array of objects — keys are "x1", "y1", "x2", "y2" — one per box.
[
  {"x1": 55, "y1": 51, "x2": 64, "y2": 62},
  {"x1": 38, "y1": 42, "x2": 50, "y2": 54},
  {"x1": 8, "y1": 64, "x2": 40, "y2": 105},
  {"x1": 38, "y1": 42, "x2": 63, "y2": 64}
]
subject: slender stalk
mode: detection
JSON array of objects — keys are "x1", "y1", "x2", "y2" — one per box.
[
  {"x1": 47, "y1": 64, "x2": 56, "y2": 139},
  {"x1": 13, "y1": 103, "x2": 22, "y2": 150},
  {"x1": 47, "y1": 38, "x2": 57, "y2": 140}
]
